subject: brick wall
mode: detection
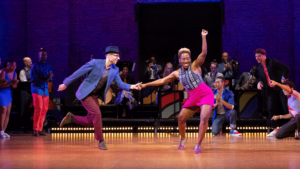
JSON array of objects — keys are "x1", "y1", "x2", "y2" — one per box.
[
  {"x1": 0, "y1": 0, "x2": 27, "y2": 68},
  {"x1": 26, "y1": 0, "x2": 69, "y2": 98},
  {"x1": 294, "y1": 0, "x2": 300, "y2": 89},
  {"x1": 0, "y1": 0, "x2": 298, "y2": 104},
  {"x1": 223, "y1": 0, "x2": 295, "y2": 82}
]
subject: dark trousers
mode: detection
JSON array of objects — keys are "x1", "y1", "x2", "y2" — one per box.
[
  {"x1": 19, "y1": 90, "x2": 32, "y2": 130},
  {"x1": 212, "y1": 109, "x2": 237, "y2": 135},
  {"x1": 73, "y1": 96, "x2": 104, "y2": 141},
  {"x1": 275, "y1": 114, "x2": 300, "y2": 139},
  {"x1": 267, "y1": 90, "x2": 288, "y2": 128}
]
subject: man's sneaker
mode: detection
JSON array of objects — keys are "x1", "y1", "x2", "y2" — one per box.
[
  {"x1": 4, "y1": 133, "x2": 10, "y2": 138},
  {"x1": 230, "y1": 130, "x2": 242, "y2": 136},
  {"x1": 267, "y1": 130, "x2": 277, "y2": 137},
  {"x1": 194, "y1": 144, "x2": 201, "y2": 153},
  {"x1": 98, "y1": 140, "x2": 108, "y2": 150},
  {"x1": 178, "y1": 138, "x2": 188, "y2": 150},
  {"x1": 60, "y1": 112, "x2": 74, "y2": 127}
]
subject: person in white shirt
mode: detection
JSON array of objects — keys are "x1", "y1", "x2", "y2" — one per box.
[
  {"x1": 270, "y1": 80, "x2": 300, "y2": 139},
  {"x1": 19, "y1": 57, "x2": 32, "y2": 82},
  {"x1": 18, "y1": 57, "x2": 32, "y2": 132}
]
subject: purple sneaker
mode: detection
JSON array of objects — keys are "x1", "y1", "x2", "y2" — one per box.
[
  {"x1": 178, "y1": 138, "x2": 188, "y2": 150},
  {"x1": 194, "y1": 144, "x2": 201, "y2": 153}
]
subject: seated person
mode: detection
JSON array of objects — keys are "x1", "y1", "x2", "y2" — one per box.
[
  {"x1": 217, "y1": 52, "x2": 233, "y2": 79},
  {"x1": 212, "y1": 76, "x2": 241, "y2": 136},
  {"x1": 116, "y1": 66, "x2": 136, "y2": 117},
  {"x1": 269, "y1": 80, "x2": 300, "y2": 139},
  {"x1": 143, "y1": 56, "x2": 163, "y2": 80},
  {"x1": 235, "y1": 65, "x2": 258, "y2": 90},
  {"x1": 204, "y1": 60, "x2": 223, "y2": 90},
  {"x1": 161, "y1": 62, "x2": 177, "y2": 91}
]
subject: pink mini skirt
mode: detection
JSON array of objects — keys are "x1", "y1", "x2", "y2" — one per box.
[{"x1": 182, "y1": 83, "x2": 214, "y2": 108}]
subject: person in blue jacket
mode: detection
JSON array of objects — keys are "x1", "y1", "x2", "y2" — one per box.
[
  {"x1": 58, "y1": 46, "x2": 141, "y2": 150},
  {"x1": 212, "y1": 76, "x2": 241, "y2": 136}
]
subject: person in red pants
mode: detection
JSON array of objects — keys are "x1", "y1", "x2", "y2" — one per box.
[
  {"x1": 30, "y1": 48, "x2": 53, "y2": 136},
  {"x1": 58, "y1": 46, "x2": 141, "y2": 150}
]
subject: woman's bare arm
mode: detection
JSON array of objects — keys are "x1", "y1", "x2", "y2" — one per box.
[
  {"x1": 143, "y1": 71, "x2": 178, "y2": 88},
  {"x1": 193, "y1": 29, "x2": 208, "y2": 68}
]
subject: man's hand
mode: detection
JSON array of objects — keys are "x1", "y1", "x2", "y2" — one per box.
[
  {"x1": 0, "y1": 79, "x2": 7, "y2": 85},
  {"x1": 148, "y1": 63, "x2": 154, "y2": 70},
  {"x1": 216, "y1": 94, "x2": 222, "y2": 102},
  {"x1": 201, "y1": 29, "x2": 208, "y2": 36},
  {"x1": 270, "y1": 80, "x2": 278, "y2": 86},
  {"x1": 257, "y1": 82, "x2": 263, "y2": 90},
  {"x1": 130, "y1": 83, "x2": 142, "y2": 90},
  {"x1": 271, "y1": 115, "x2": 280, "y2": 121},
  {"x1": 58, "y1": 84, "x2": 67, "y2": 91},
  {"x1": 11, "y1": 79, "x2": 19, "y2": 85},
  {"x1": 47, "y1": 71, "x2": 53, "y2": 81},
  {"x1": 224, "y1": 63, "x2": 230, "y2": 70}
]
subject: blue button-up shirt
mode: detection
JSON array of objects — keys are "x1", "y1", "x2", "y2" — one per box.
[{"x1": 30, "y1": 61, "x2": 53, "y2": 96}]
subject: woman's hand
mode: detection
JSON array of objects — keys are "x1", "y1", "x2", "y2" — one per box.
[{"x1": 201, "y1": 29, "x2": 208, "y2": 36}]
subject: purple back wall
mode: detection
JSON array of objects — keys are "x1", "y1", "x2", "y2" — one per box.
[{"x1": 1, "y1": 0, "x2": 299, "y2": 104}]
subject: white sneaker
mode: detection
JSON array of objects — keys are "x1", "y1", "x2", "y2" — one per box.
[
  {"x1": 4, "y1": 133, "x2": 10, "y2": 138},
  {"x1": 267, "y1": 130, "x2": 277, "y2": 137}
]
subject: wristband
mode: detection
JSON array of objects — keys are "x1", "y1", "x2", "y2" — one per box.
[{"x1": 280, "y1": 115, "x2": 282, "y2": 119}]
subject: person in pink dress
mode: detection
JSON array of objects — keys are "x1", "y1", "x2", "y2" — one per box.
[{"x1": 141, "y1": 29, "x2": 213, "y2": 153}]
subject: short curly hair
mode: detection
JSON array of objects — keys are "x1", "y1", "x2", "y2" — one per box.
[
  {"x1": 283, "y1": 80, "x2": 296, "y2": 90},
  {"x1": 178, "y1": 48, "x2": 191, "y2": 58}
]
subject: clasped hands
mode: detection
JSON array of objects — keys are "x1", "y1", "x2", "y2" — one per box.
[
  {"x1": 130, "y1": 83, "x2": 143, "y2": 90},
  {"x1": 215, "y1": 94, "x2": 222, "y2": 104}
]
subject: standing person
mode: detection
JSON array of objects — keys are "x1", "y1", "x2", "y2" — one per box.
[
  {"x1": 143, "y1": 56, "x2": 163, "y2": 80},
  {"x1": 0, "y1": 59, "x2": 18, "y2": 138},
  {"x1": 19, "y1": 57, "x2": 33, "y2": 132},
  {"x1": 269, "y1": 80, "x2": 300, "y2": 139},
  {"x1": 255, "y1": 48, "x2": 290, "y2": 137},
  {"x1": 204, "y1": 60, "x2": 223, "y2": 90},
  {"x1": 58, "y1": 46, "x2": 141, "y2": 150},
  {"x1": 19, "y1": 57, "x2": 32, "y2": 82},
  {"x1": 31, "y1": 48, "x2": 53, "y2": 136},
  {"x1": 235, "y1": 65, "x2": 258, "y2": 90},
  {"x1": 142, "y1": 29, "x2": 213, "y2": 153},
  {"x1": 217, "y1": 52, "x2": 233, "y2": 79},
  {"x1": 211, "y1": 76, "x2": 241, "y2": 136}
]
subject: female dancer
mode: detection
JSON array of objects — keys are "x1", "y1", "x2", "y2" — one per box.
[
  {"x1": 0, "y1": 59, "x2": 18, "y2": 138},
  {"x1": 142, "y1": 29, "x2": 213, "y2": 153},
  {"x1": 270, "y1": 80, "x2": 300, "y2": 139}
]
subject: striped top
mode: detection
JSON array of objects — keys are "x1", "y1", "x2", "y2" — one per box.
[{"x1": 178, "y1": 64, "x2": 204, "y2": 91}]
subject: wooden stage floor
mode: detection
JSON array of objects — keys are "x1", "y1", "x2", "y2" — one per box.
[{"x1": 0, "y1": 132, "x2": 299, "y2": 169}]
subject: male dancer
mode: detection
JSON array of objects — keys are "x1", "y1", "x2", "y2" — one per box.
[
  {"x1": 270, "y1": 80, "x2": 300, "y2": 139},
  {"x1": 255, "y1": 48, "x2": 289, "y2": 136},
  {"x1": 58, "y1": 46, "x2": 141, "y2": 150},
  {"x1": 31, "y1": 48, "x2": 53, "y2": 136},
  {"x1": 142, "y1": 29, "x2": 213, "y2": 153}
]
